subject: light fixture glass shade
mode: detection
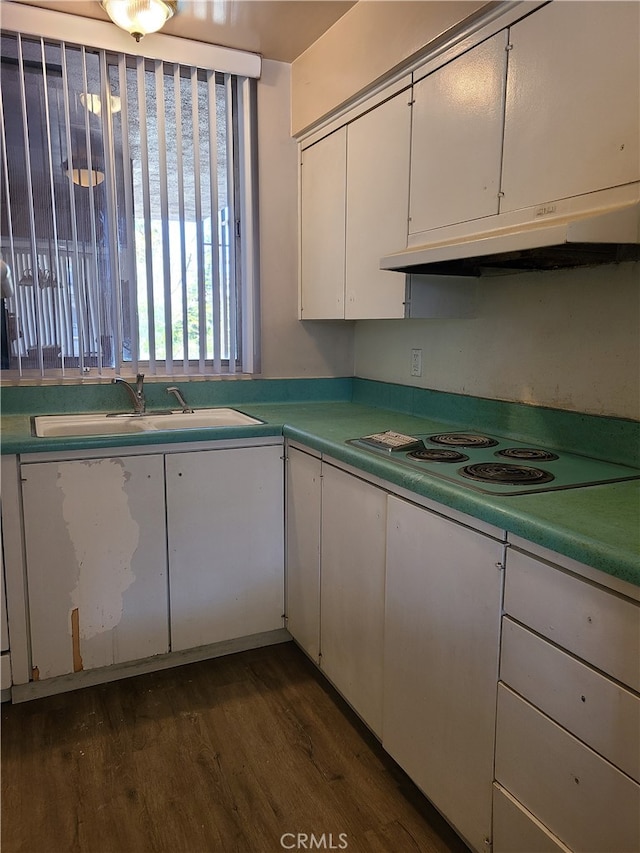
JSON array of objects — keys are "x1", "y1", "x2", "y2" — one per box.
[
  {"x1": 100, "y1": 0, "x2": 177, "y2": 42},
  {"x1": 63, "y1": 159, "x2": 105, "y2": 187},
  {"x1": 80, "y1": 92, "x2": 122, "y2": 115},
  {"x1": 73, "y1": 168, "x2": 105, "y2": 187}
]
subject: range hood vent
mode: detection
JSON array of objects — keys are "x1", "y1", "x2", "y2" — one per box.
[{"x1": 381, "y1": 197, "x2": 640, "y2": 277}]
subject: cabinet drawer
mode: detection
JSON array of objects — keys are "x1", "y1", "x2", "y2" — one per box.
[
  {"x1": 504, "y1": 549, "x2": 640, "y2": 691},
  {"x1": 493, "y1": 783, "x2": 570, "y2": 853},
  {"x1": 495, "y1": 684, "x2": 640, "y2": 853},
  {"x1": 501, "y1": 617, "x2": 640, "y2": 782}
]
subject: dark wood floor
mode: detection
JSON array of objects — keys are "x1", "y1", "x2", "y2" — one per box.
[{"x1": 2, "y1": 641, "x2": 470, "y2": 853}]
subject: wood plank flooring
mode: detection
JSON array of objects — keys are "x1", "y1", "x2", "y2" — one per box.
[{"x1": 1, "y1": 641, "x2": 471, "y2": 853}]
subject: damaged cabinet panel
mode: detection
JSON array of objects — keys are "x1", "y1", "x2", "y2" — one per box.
[
  {"x1": 166, "y1": 445, "x2": 284, "y2": 652},
  {"x1": 21, "y1": 455, "x2": 168, "y2": 680}
]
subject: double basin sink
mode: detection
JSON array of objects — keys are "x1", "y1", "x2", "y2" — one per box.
[{"x1": 32, "y1": 408, "x2": 263, "y2": 438}]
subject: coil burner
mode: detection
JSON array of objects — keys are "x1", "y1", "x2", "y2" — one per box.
[
  {"x1": 428, "y1": 433, "x2": 499, "y2": 449},
  {"x1": 407, "y1": 448, "x2": 469, "y2": 463},
  {"x1": 460, "y1": 462, "x2": 555, "y2": 486},
  {"x1": 495, "y1": 448, "x2": 559, "y2": 462}
]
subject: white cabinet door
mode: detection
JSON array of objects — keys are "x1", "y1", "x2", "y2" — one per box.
[
  {"x1": 383, "y1": 495, "x2": 503, "y2": 853},
  {"x1": 409, "y1": 30, "x2": 508, "y2": 235},
  {"x1": 285, "y1": 446, "x2": 321, "y2": 663},
  {"x1": 0, "y1": 525, "x2": 11, "y2": 693},
  {"x1": 345, "y1": 90, "x2": 410, "y2": 319},
  {"x1": 300, "y1": 127, "x2": 346, "y2": 319},
  {"x1": 166, "y1": 445, "x2": 284, "y2": 652},
  {"x1": 21, "y1": 455, "x2": 168, "y2": 680},
  {"x1": 0, "y1": 527, "x2": 8, "y2": 654},
  {"x1": 501, "y1": 1, "x2": 640, "y2": 212},
  {"x1": 319, "y1": 463, "x2": 386, "y2": 736}
]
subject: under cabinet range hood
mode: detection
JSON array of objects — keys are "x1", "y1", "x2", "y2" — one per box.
[{"x1": 381, "y1": 190, "x2": 640, "y2": 276}]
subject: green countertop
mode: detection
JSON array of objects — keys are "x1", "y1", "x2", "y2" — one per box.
[{"x1": 2, "y1": 399, "x2": 638, "y2": 587}]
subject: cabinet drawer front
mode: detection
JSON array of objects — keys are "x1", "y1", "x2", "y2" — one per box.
[
  {"x1": 501, "y1": 617, "x2": 640, "y2": 782},
  {"x1": 495, "y1": 685, "x2": 640, "y2": 853},
  {"x1": 493, "y1": 783, "x2": 570, "y2": 853},
  {"x1": 504, "y1": 549, "x2": 640, "y2": 691}
]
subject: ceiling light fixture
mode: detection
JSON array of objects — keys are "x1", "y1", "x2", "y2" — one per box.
[
  {"x1": 80, "y1": 92, "x2": 122, "y2": 115},
  {"x1": 100, "y1": 0, "x2": 178, "y2": 42},
  {"x1": 64, "y1": 157, "x2": 106, "y2": 188}
]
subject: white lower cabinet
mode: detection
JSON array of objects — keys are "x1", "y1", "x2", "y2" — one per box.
[
  {"x1": 383, "y1": 495, "x2": 503, "y2": 853},
  {"x1": 166, "y1": 445, "x2": 284, "y2": 652},
  {"x1": 21, "y1": 454, "x2": 169, "y2": 680},
  {"x1": 319, "y1": 462, "x2": 386, "y2": 737},
  {"x1": 495, "y1": 544, "x2": 640, "y2": 852},
  {"x1": 1, "y1": 529, "x2": 12, "y2": 696},
  {"x1": 13, "y1": 442, "x2": 285, "y2": 692},
  {"x1": 285, "y1": 446, "x2": 322, "y2": 663}
]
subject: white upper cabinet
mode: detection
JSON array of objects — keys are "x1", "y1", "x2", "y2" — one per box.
[
  {"x1": 500, "y1": 1, "x2": 640, "y2": 213},
  {"x1": 300, "y1": 86, "x2": 411, "y2": 320},
  {"x1": 409, "y1": 30, "x2": 508, "y2": 235},
  {"x1": 300, "y1": 127, "x2": 347, "y2": 319},
  {"x1": 345, "y1": 91, "x2": 410, "y2": 319}
]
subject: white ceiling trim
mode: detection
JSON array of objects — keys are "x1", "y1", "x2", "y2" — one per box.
[{"x1": 0, "y1": 0, "x2": 262, "y2": 77}]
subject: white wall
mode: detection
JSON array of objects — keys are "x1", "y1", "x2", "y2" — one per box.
[
  {"x1": 354, "y1": 263, "x2": 640, "y2": 419},
  {"x1": 257, "y1": 59, "x2": 353, "y2": 377}
]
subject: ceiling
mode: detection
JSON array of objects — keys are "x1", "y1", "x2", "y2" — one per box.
[{"x1": 7, "y1": 0, "x2": 358, "y2": 62}]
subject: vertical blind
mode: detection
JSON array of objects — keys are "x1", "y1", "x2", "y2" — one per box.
[{"x1": 0, "y1": 31, "x2": 256, "y2": 377}]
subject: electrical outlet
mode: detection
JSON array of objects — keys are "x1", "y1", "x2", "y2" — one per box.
[{"x1": 410, "y1": 348, "x2": 422, "y2": 377}]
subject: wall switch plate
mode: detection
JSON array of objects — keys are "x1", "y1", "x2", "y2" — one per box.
[{"x1": 410, "y1": 348, "x2": 423, "y2": 377}]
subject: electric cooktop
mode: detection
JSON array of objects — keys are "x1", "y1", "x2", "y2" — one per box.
[{"x1": 346, "y1": 430, "x2": 640, "y2": 496}]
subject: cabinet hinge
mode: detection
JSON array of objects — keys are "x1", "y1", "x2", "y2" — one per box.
[{"x1": 506, "y1": 43, "x2": 513, "y2": 51}]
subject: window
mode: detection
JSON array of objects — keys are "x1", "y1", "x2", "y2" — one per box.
[{"x1": 0, "y1": 30, "x2": 259, "y2": 378}]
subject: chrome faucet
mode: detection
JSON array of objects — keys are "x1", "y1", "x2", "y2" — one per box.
[
  {"x1": 166, "y1": 385, "x2": 193, "y2": 413},
  {"x1": 113, "y1": 373, "x2": 146, "y2": 414}
]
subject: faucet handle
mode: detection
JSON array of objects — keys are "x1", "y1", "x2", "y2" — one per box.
[{"x1": 166, "y1": 385, "x2": 193, "y2": 413}]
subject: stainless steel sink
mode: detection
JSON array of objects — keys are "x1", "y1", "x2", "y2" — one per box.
[{"x1": 32, "y1": 408, "x2": 263, "y2": 438}]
